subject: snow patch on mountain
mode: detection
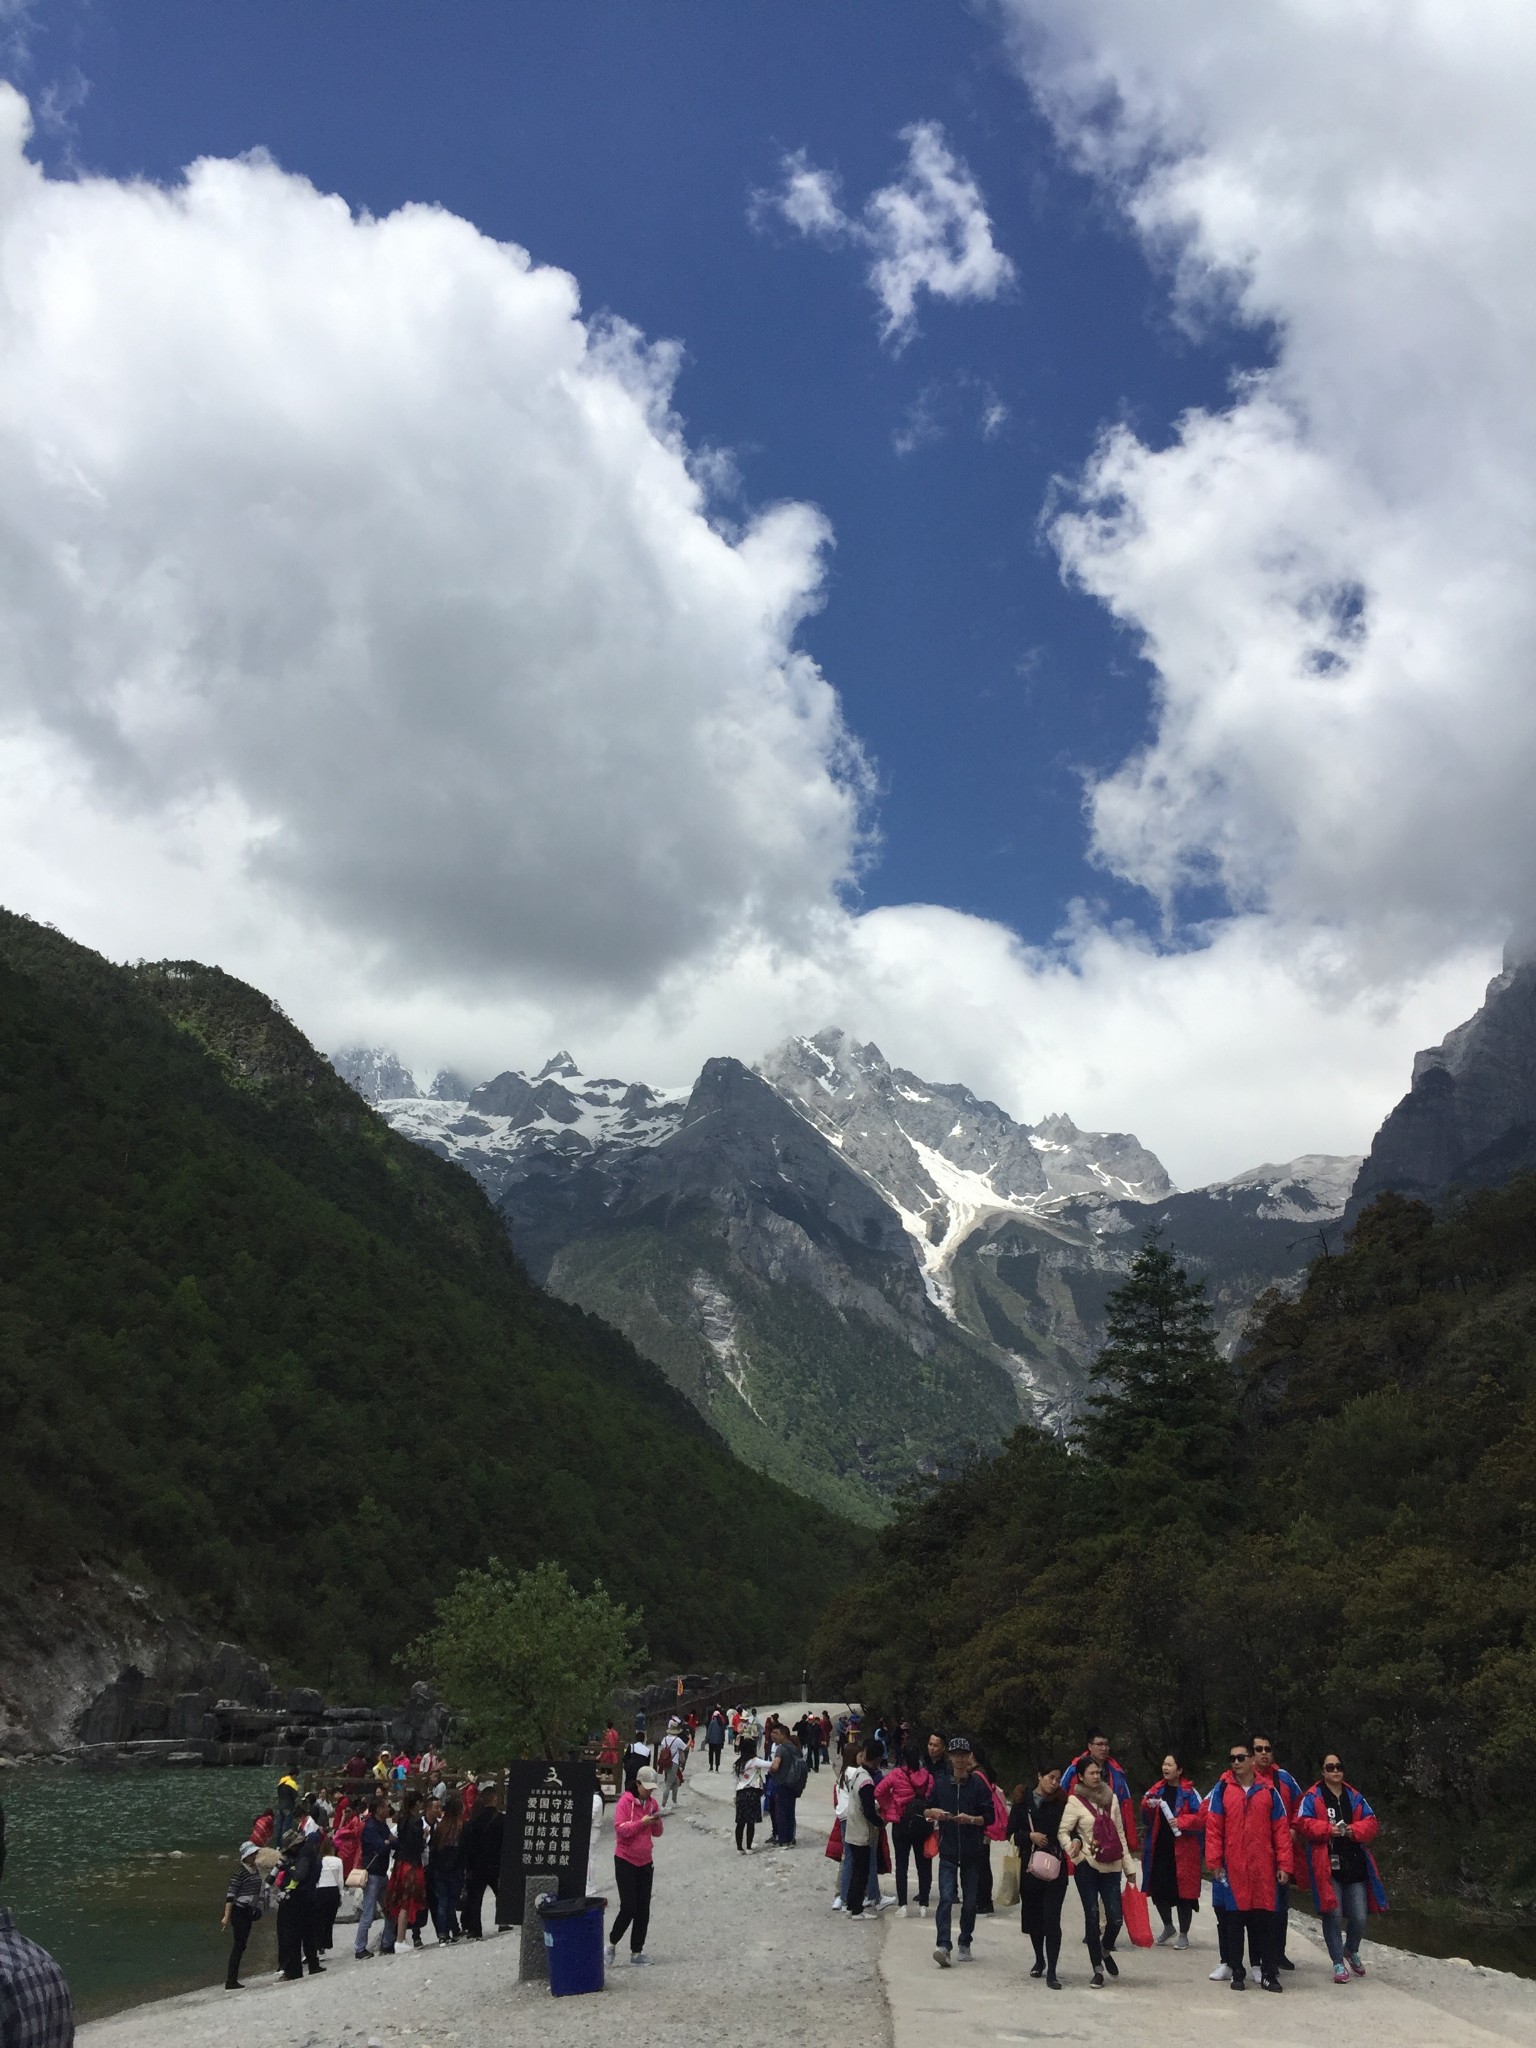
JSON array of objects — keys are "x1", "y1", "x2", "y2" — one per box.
[
  {"x1": 1198, "y1": 1154, "x2": 1362, "y2": 1222},
  {"x1": 757, "y1": 1029, "x2": 1173, "y2": 1307}
]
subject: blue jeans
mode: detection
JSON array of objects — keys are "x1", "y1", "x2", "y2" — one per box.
[
  {"x1": 1321, "y1": 1881, "x2": 1368, "y2": 1966},
  {"x1": 1072, "y1": 1866, "x2": 1123, "y2": 1970},
  {"x1": 840, "y1": 1840, "x2": 880, "y2": 1905},
  {"x1": 354, "y1": 1871, "x2": 393, "y2": 1955},
  {"x1": 935, "y1": 1857, "x2": 981, "y2": 1951}
]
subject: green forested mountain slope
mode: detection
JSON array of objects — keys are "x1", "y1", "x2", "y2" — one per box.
[
  {"x1": 0, "y1": 911, "x2": 862, "y2": 1694},
  {"x1": 815, "y1": 1183, "x2": 1536, "y2": 1902}
]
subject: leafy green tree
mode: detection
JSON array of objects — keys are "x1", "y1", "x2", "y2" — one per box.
[
  {"x1": 1076, "y1": 1233, "x2": 1236, "y2": 1477},
  {"x1": 405, "y1": 1560, "x2": 643, "y2": 1761}
]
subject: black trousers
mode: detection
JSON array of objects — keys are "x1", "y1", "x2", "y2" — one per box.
[
  {"x1": 318, "y1": 1889, "x2": 341, "y2": 1949},
  {"x1": 276, "y1": 1894, "x2": 320, "y2": 1978},
  {"x1": 734, "y1": 1789, "x2": 760, "y2": 1851},
  {"x1": 226, "y1": 1905, "x2": 254, "y2": 1986},
  {"x1": 1156, "y1": 1898, "x2": 1194, "y2": 1934},
  {"x1": 891, "y1": 1819, "x2": 931, "y2": 1907},
  {"x1": 461, "y1": 1871, "x2": 497, "y2": 1937},
  {"x1": 1235, "y1": 1906, "x2": 1278, "y2": 1982},
  {"x1": 845, "y1": 1844, "x2": 873, "y2": 1914},
  {"x1": 707, "y1": 1745, "x2": 723, "y2": 1771},
  {"x1": 610, "y1": 1858, "x2": 654, "y2": 1954},
  {"x1": 1019, "y1": 1870, "x2": 1069, "y2": 1970}
]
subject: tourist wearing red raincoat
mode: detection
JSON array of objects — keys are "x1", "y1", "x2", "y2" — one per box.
[
  {"x1": 1138, "y1": 1754, "x2": 1203, "y2": 1945},
  {"x1": 1204, "y1": 1744, "x2": 1293, "y2": 1993}
]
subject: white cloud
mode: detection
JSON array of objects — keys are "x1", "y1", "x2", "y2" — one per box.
[
  {"x1": 0, "y1": 70, "x2": 1511, "y2": 1185},
  {"x1": 757, "y1": 121, "x2": 1015, "y2": 345},
  {"x1": 1003, "y1": 0, "x2": 1536, "y2": 985},
  {"x1": 0, "y1": 88, "x2": 870, "y2": 1000}
]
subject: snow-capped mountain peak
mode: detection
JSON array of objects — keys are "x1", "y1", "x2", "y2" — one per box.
[
  {"x1": 366, "y1": 1053, "x2": 689, "y2": 1202},
  {"x1": 1198, "y1": 1154, "x2": 1362, "y2": 1221},
  {"x1": 756, "y1": 1028, "x2": 1172, "y2": 1307}
]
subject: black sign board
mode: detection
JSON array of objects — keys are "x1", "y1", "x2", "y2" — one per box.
[{"x1": 497, "y1": 1759, "x2": 598, "y2": 1924}]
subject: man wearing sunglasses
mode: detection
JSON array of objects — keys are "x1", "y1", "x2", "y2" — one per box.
[
  {"x1": 1251, "y1": 1736, "x2": 1303, "y2": 1972},
  {"x1": 1204, "y1": 1742, "x2": 1292, "y2": 1993}
]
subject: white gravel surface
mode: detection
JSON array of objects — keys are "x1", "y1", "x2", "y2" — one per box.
[{"x1": 76, "y1": 1703, "x2": 891, "y2": 2048}]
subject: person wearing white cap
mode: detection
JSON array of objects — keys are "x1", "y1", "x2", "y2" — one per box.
[
  {"x1": 656, "y1": 1721, "x2": 688, "y2": 1810},
  {"x1": 221, "y1": 1840, "x2": 264, "y2": 1990},
  {"x1": 607, "y1": 1766, "x2": 664, "y2": 1966}
]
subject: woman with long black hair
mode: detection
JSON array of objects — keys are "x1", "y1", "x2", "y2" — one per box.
[
  {"x1": 1139, "y1": 1752, "x2": 1204, "y2": 1947},
  {"x1": 1009, "y1": 1764, "x2": 1070, "y2": 1987}
]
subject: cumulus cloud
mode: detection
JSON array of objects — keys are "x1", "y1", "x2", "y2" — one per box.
[
  {"x1": 0, "y1": 63, "x2": 1511, "y2": 1184},
  {"x1": 1004, "y1": 0, "x2": 1536, "y2": 984},
  {"x1": 757, "y1": 121, "x2": 1015, "y2": 345},
  {"x1": 0, "y1": 86, "x2": 869, "y2": 998}
]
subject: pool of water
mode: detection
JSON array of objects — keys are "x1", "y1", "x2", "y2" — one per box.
[{"x1": 0, "y1": 1765, "x2": 281, "y2": 2020}]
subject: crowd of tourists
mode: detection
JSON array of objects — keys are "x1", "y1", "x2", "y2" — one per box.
[
  {"x1": 224, "y1": 1756, "x2": 507, "y2": 1988},
  {"x1": 600, "y1": 1703, "x2": 1387, "y2": 1993},
  {"x1": 787, "y1": 1717, "x2": 1386, "y2": 1992}
]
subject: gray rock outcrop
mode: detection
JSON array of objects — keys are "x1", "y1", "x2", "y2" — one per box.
[{"x1": 1348, "y1": 942, "x2": 1536, "y2": 1219}]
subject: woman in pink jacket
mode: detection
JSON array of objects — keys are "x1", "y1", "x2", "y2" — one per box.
[{"x1": 606, "y1": 1764, "x2": 664, "y2": 1967}]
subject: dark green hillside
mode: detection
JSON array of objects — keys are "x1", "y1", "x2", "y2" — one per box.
[
  {"x1": 548, "y1": 1213, "x2": 1018, "y2": 1524},
  {"x1": 815, "y1": 1183, "x2": 1536, "y2": 1904},
  {"x1": 0, "y1": 911, "x2": 863, "y2": 1694}
]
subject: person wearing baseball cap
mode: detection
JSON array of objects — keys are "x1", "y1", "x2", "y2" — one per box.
[
  {"x1": 923, "y1": 1737, "x2": 993, "y2": 1966},
  {"x1": 607, "y1": 1766, "x2": 664, "y2": 1967}
]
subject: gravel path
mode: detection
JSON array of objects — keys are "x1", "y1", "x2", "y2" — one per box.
[
  {"x1": 75, "y1": 1695, "x2": 1536, "y2": 2048},
  {"x1": 880, "y1": 1866, "x2": 1536, "y2": 2048},
  {"x1": 76, "y1": 1702, "x2": 891, "y2": 2048}
]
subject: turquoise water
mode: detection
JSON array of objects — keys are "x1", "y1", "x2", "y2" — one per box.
[{"x1": 0, "y1": 1766, "x2": 280, "y2": 2020}]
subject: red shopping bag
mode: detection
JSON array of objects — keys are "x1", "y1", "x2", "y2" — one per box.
[
  {"x1": 824, "y1": 1818, "x2": 843, "y2": 1862},
  {"x1": 1121, "y1": 1883, "x2": 1154, "y2": 1949}
]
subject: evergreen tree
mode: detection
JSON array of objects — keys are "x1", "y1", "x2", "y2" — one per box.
[{"x1": 1076, "y1": 1232, "x2": 1235, "y2": 1471}]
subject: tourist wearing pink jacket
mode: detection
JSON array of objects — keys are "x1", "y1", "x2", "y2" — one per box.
[{"x1": 607, "y1": 1766, "x2": 664, "y2": 1966}]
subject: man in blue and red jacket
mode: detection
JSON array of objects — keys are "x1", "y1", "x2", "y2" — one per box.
[
  {"x1": 1205, "y1": 1739, "x2": 1293, "y2": 1993},
  {"x1": 1061, "y1": 1730, "x2": 1139, "y2": 1851},
  {"x1": 1252, "y1": 1734, "x2": 1303, "y2": 1970}
]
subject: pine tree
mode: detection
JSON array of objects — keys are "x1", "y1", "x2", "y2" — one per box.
[{"x1": 1076, "y1": 1231, "x2": 1235, "y2": 1472}]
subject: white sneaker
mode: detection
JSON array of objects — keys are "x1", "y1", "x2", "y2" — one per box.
[
  {"x1": 831, "y1": 1897, "x2": 843, "y2": 1911},
  {"x1": 957, "y1": 1947, "x2": 974, "y2": 1963},
  {"x1": 605, "y1": 1944, "x2": 617, "y2": 1965},
  {"x1": 630, "y1": 1953, "x2": 650, "y2": 1967},
  {"x1": 1210, "y1": 1962, "x2": 1232, "y2": 1982},
  {"x1": 933, "y1": 1947, "x2": 951, "y2": 1968},
  {"x1": 903, "y1": 1903, "x2": 918, "y2": 1919}
]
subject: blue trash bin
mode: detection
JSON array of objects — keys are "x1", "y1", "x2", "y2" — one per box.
[{"x1": 537, "y1": 1895, "x2": 606, "y2": 1996}]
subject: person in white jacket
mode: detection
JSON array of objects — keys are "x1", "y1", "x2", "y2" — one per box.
[{"x1": 1059, "y1": 1759, "x2": 1137, "y2": 1988}]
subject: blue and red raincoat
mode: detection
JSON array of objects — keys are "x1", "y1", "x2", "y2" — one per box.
[
  {"x1": 1139, "y1": 1777, "x2": 1204, "y2": 1902},
  {"x1": 1294, "y1": 1780, "x2": 1389, "y2": 1917}
]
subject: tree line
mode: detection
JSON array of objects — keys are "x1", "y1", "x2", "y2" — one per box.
[{"x1": 812, "y1": 1180, "x2": 1536, "y2": 1908}]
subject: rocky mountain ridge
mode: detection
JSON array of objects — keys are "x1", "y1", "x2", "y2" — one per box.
[{"x1": 352, "y1": 1026, "x2": 1360, "y2": 1515}]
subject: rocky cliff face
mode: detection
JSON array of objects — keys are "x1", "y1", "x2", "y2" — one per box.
[
  {"x1": 1349, "y1": 943, "x2": 1536, "y2": 1218},
  {"x1": 0, "y1": 1560, "x2": 447, "y2": 1767}
]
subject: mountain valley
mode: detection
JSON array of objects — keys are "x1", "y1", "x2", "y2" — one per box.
[{"x1": 343, "y1": 1030, "x2": 1362, "y2": 1519}]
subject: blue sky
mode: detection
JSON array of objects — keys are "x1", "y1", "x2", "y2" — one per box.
[
  {"x1": 0, "y1": 3, "x2": 1520, "y2": 1178},
  {"x1": 18, "y1": 0, "x2": 1267, "y2": 942}
]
